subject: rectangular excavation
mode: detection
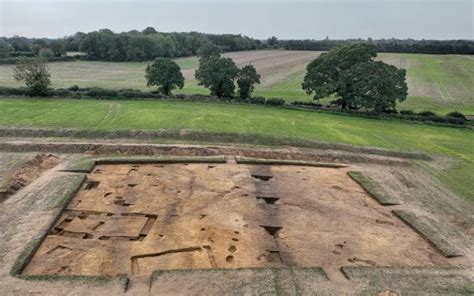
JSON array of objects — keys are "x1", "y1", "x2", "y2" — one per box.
[{"x1": 22, "y1": 163, "x2": 449, "y2": 277}]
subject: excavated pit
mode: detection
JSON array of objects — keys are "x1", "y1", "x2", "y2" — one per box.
[{"x1": 22, "y1": 163, "x2": 448, "y2": 277}]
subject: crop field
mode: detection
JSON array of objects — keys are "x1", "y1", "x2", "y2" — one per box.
[
  {"x1": 0, "y1": 50, "x2": 472, "y2": 114},
  {"x1": 0, "y1": 98, "x2": 472, "y2": 201},
  {"x1": 380, "y1": 53, "x2": 474, "y2": 114}
]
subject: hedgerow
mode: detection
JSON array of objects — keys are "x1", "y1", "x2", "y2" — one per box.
[{"x1": 0, "y1": 86, "x2": 468, "y2": 126}]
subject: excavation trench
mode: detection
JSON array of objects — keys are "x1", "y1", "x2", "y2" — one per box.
[{"x1": 22, "y1": 163, "x2": 448, "y2": 277}]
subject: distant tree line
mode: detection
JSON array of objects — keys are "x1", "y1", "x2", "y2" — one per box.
[
  {"x1": 0, "y1": 27, "x2": 263, "y2": 62},
  {"x1": 2, "y1": 30, "x2": 473, "y2": 62},
  {"x1": 272, "y1": 37, "x2": 474, "y2": 55},
  {"x1": 0, "y1": 36, "x2": 67, "y2": 59}
]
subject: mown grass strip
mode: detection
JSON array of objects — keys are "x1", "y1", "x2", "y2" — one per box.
[
  {"x1": 236, "y1": 156, "x2": 347, "y2": 168},
  {"x1": 151, "y1": 267, "x2": 277, "y2": 295},
  {"x1": 150, "y1": 267, "x2": 328, "y2": 295},
  {"x1": 347, "y1": 171, "x2": 401, "y2": 206},
  {"x1": 341, "y1": 266, "x2": 473, "y2": 295},
  {"x1": 392, "y1": 210, "x2": 463, "y2": 258},
  {"x1": 17, "y1": 274, "x2": 122, "y2": 284}
]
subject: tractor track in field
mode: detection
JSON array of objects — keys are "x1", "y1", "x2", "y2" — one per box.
[{"x1": 93, "y1": 102, "x2": 121, "y2": 128}]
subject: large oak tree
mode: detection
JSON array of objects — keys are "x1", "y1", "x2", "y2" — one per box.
[
  {"x1": 145, "y1": 58, "x2": 184, "y2": 95},
  {"x1": 302, "y1": 43, "x2": 407, "y2": 112},
  {"x1": 195, "y1": 55, "x2": 239, "y2": 98}
]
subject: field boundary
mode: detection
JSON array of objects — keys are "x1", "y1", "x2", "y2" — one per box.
[
  {"x1": 62, "y1": 155, "x2": 348, "y2": 174},
  {"x1": 235, "y1": 156, "x2": 348, "y2": 168},
  {"x1": 0, "y1": 141, "x2": 417, "y2": 167},
  {"x1": 0, "y1": 127, "x2": 431, "y2": 161}
]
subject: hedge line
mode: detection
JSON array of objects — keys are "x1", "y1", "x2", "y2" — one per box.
[
  {"x1": 290, "y1": 101, "x2": 468, "y2": 126},
  {"x1": 0, "y1": 86, "x2": 287, "y2": 106},
  {"x1": 0, "y1": 55, "x2": 80, "y2": 65},
  {"x1": 0, "y1": 86, "x2": 468, "y2": 127}
]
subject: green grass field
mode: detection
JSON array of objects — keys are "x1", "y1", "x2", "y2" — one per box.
[
  {"x1": 0, "y1": 51, "x2": 472, "y2": 114},
  {"x1": 379, "y1": 53, "x2": 474, "y2": 114},
  {"x1": 0, "y1": 98, "x2": 472, "y2": 200}
]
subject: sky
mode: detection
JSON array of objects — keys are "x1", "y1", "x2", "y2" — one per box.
[{"x1": 0, "y1": 0, "x2": 472, "y2": 40}]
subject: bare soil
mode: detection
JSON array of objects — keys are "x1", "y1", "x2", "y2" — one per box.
[
  {"x1": 182, "y1": 50, "x2": 322, "y2": 87},
  {"x1": 23, "y1": 163, "x2": 447, "y2": 278},
  {"x1": 0, "y1": 154, "x2": 59, "y2": 202}
]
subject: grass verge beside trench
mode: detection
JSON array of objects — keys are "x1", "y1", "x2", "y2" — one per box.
[
  {"x1": 0, "y1": 98, "x2": 473, "y2": 201},
  {"x1": 392, "y1": 210, "x2": 463, "y2": 258},
  {"x1": 150, "y1": 267, "x2": 328, "y2": 295},
  {"x1": 11, "y1": 174, "x2": 86, "y2": 276},
  {"x1": 341, "y1": 266, "x2": 473, "y2": 295},
  {"x1": 347, "y1": 171, "x2": 400, "y2": 206}
]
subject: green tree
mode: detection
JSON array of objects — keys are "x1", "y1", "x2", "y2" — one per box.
[
  {"x1": 195, "y1": 55, "x2": 239, "y2": 98},
  {"x1": 50, "y1": 40, "x2": 66, "y2": 57},
  {"x1": 145, "y1": 58, "x2": 184, "y2": 95},
  {"x1": 9, "y1": 36, "x2": 30, "y2": 52},
  {"x1": 267, "y1": 36, "x2": 278, "y2": 47},
  {"x1": 0, "y1": 39, "x2": 12, "y2": 58},
  {"x1": 197, "y1": 42, "x2": 221, "y2": 58},
  {"x1": 237, "y1": 64, "x2": 260, "y2": 99},
  {"x1": 13, "y1": 58, "x2": 51, "y2": 95},
  {"x1": 64, "y1": 32, "x2": 86, "y2": 51},
  {"x1": 340, "y1": 61, "x2": 407, "y2": 112},
  {"x1": 38, "y1": 48, "x2": 54, "y2": 58},
  {"x1": 303, "y1": 43, "x2": 407, "y2": 111},
  {"x1": 142, "y1": 26, "x2": 158, "y2": 35}
]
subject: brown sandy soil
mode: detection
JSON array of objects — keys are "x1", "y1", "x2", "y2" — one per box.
[
  {"x1": 0, "y1": 145, "x2": 472, "y2": 295},
  {"x1": 0, "y1": 154, "x2": 59, "y2": 202},
  {"x1": 0, "y1": 153, "x2": 30, "y2": 186},
  {"x1": 24, "y1": 163, "x2": 447, "y2": 278}
]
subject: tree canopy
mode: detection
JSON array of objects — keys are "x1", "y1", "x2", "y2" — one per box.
[
  {"x1": 76, "y1": 29, "x2": 261, "y2": 62},
  {"x1": 145, "y1": 58, "x2": 184, "y2": 95},
  {"x1": 277, "y1": 38, "x2": 474, "y2": 55},
  {"x1": 195, "y1": 55, "x2": 240, "y2": 98},
  {"x1": 237, "y1": 65, "x2": 261, "y2": 99},
  {"x1": 142, "y1": 27, "x2": 158, "y2": 35},
  {"x1": 339, "y1": 60, "x2": 407, "y2": 112},
  {"x1": 0, "y1": 39, "x2": 12, "y2": 58},
  {"x1": 303, "y1": 43, "x2": 407, "y2": 112},
  {"x1": 13, "y1": 57, "x2": 51, "y2": 95},
  {"x1": 2, "y1": 31, "x2": 473, "y2": 62},
  {"x1": 197, "y1": 42, "x2": 221, "y2": 58}
]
